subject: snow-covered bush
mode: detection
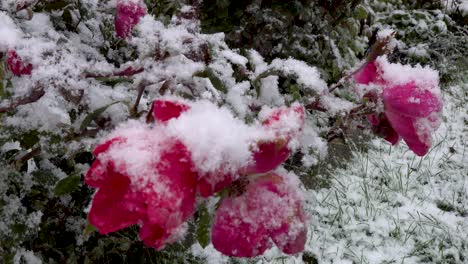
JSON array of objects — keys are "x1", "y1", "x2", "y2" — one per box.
[{"x1": 0, "y1": 0, "x2": 464, "y2": 263}]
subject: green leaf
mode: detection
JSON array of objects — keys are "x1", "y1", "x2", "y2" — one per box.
[
  {"x1": 54, "y1": 175, "x2": 81, "y2": 196},
  {"x1": 287, "y1": 84, "x2": 302, "y2": 101},
  {"x1": 96, "y1": 76, "x2": 133, "y2": 87},
  {"x1": 0, "y1": 61, "x2": 4, "y2": 98},
  {"x1": 196, "y1": 205, "x2": 211, "y2": 248},
  {"x1": 79, "y1": 101, "x2": 120, "y2": 131},
  {"x1": 83, "y1": 219, "x2": 97, "y2": 239},
  {"x1": 19, "y1": 130, "x2": 40, "y2": 149},
  {"x1": 37, "y1": 0, "x2": 69, "y2": 11},
  {"x1": 353, "y1": 5, "x2": 368, "y2": 20},
  {"x1": 194, "y1": 68, "x2": 227, "y2": 93}
]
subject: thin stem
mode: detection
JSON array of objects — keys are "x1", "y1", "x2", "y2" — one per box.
[{"x1": 0, "y1": 86, "x2": 45, "y2": 113}]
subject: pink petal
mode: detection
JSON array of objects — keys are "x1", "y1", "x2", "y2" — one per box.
[
  {"x1": 138, "y1": 139, "x2": 198, "y2": 249},
  {"x1": 153, "y1": 139, "x2": 198, "y2": 220},
  {"x1": 248, "y1": 140, "x2": 291, "y2": 174},
  {"x1": 211, "y1": 198, "x2": 271, "y2": 257},
  {"x1": 115, "y1": 0, "x2": 147, "y2": 39},
  {"x1": 385, "y1": 111, "x2": 430, "y2": 156},
  {"x1": 197, "y1": 172, "x2": 234, "y2": 197},
  {"x1": 354, "y1": 61, "x2": 378, "y2": 85},
  {"x1": 153, "y1": 99, "x2": 191, "y2": 123},
  {"x1": 271, "y1": 222, "x2": 307, "y2": 255},
  {"x1": 139, "y1": 221, "x2": 167, "y2": 250},
  {"x1": 85, "y1": 159, "x2": 107, "y2": 188},
  {"x1": 7, "y1": 50, "x2": 33, "y2": 76},
  {"x1": 212, "y1": 173, "x2": 308, "y2": 256},
  {"x1": 85, "y1": 137, "x2": 126, "y2": 188},
  {"x1": 367, "y1": 114, "x2": 400, "y2": 145},
  {"x1": 93, "y1": 137, "x2": 125, "y2": 156},
  {"x1": 383, "y1": 82, "x2": 443, "y2": 118},
  {"x1": 88, "y1": 171, "x2": 143, "y2": 234}
]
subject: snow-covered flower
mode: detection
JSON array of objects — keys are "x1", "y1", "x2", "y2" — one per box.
[
  {"x1": 85, "y1": 122, "x2": 198, "y2": 249},
  {"x1": 355, "y1": 57, "x2": 443, "y2": 156},
  {"x1": 152, "y1": 98, "x2": 305, "y2": 197},
  {"x1": 211, "y1": 173, "x2": 308, "y2": 257},
  {"x1": 115, "y1": 0, "x2": 147, "y2": 39}
]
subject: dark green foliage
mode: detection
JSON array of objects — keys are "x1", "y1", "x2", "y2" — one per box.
[
  {"x1": 195, "y1": 204, "x2": 211, "y2": 248},
  {"x1": 200, "y1": 0, "x2": 366, "y2": 82}
]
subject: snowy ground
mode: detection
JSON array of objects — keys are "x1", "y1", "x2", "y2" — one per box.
[{"x1": 192, "y1": 83, "x2": 468, "y2": 263}]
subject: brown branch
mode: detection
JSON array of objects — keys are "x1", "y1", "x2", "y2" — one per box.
[
  {"x1": 0, "y1": 86, "x2": 45, "y2": 113},
  {"x1": 132, "y1": 80, "x2": 154, "y2": 114},
  {"x1": 84, "y1": 66, "x2": 144, "y2": 78},
  {"x1": 10, "y1": 147, "x2": 41, "y2": 166}
]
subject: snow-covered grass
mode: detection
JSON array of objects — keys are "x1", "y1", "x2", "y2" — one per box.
[{"x1": 192, "y1": 84, "x2": 468, "y2": 263}]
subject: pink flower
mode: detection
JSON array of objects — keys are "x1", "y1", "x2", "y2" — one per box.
[
  {"x1": 115, "y1": 0, "x2": 147, "y2": 39},
  {"x1": 152, "y1": 99, "x2": 191, "y2": 123},
  {"x1": 85, "y1": 124, "x2": 198, "y2": 249},
  {"x1": 211, "y1": 173, "x2": 308, "y2": 257},
  {"x1": 355, "y1": 57, "x2": 443, "y2": 156},
  {"x1": 150, "y1": 99, "x2": 305, "y2": 198},
  {"x1": 7, "y1": 49, "x2": 33, "y2": 76},
  {"x1": 354, "y1": 61, "x2": 380, "y2": 85},
  {"x1": 249, "y1": 104, "x2": 305, "y2": 174}
]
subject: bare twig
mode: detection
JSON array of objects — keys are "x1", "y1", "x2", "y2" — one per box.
[
  {"x1": 84, "y1": 66, "x2": 144, "y2": 78},
  {"x1": 132, "y1": 80, "x2": 154, "y2": 114},
  {"x1": 10, "y1": 147, "x2": 41, "y2": 166},
  {"x1": 0, "y1": 86, "x2": 45, "y2": 113}
]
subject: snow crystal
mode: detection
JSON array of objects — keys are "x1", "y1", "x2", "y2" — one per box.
[
  {"x1": 226, "y1": 81, "x2": 252, "y2": 117},
  {"x1": 5, "y1": 95, "x2": 71, "y2": 132},
  {"x1": 259, "y1": 76, "x2": 284, "y2": 106},
  {"x1": 13, "y1": 248, "x2": 42, "y2": 264},
  {"x1": 407, "y1": 44, "x2": 429, "y2": 58},
  {"x1": 248, "y1": 49, "x2": 268, "y2": 76},
  {"x1": 220, "y1": 50, "x2": 248, "y2": 66},
  {"x1": 269, "y1": 58, "x2": 328, "y2": 95},
  {"x1": 191, "y1": 243, "x2": 229, "y2": 264},
  {"x1": 0, "y1": 12, "x2": 22, "y2": 50}
]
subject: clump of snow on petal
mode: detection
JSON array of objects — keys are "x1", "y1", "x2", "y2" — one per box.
[
  {"x1": 166, "y1": 100, "x2": 263, "y2": 175},
  {"x1": 376, "y1": 56, "x2": 440, "y2": 94}
]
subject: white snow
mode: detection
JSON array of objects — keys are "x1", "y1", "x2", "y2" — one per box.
[
  {"x1": 0, "y1": 12, "x2": 22, "y2": 50},
  {"x1": 269, "y1": 58, "x2": 328, "y2": 95},
  {"x1": 166, "y1": 100, "x2": 261, "y2": 175},
  {"x1": 376, "y1": 56, "x2": 440, "y2": 94}
]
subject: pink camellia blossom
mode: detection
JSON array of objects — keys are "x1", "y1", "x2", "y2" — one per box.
[
  {"x1": 6, "y1": 49, "x2": 33, "y2": 76},
  {"x1": 150, "y1": 98, "x2": 306, "y2": 197},
  {"x1": 354, "y1": 56, "x2": 443, "y2": 156},
  {"x1": 115, "y1": 0, "x2": 147, "y2": 39},
  {"x1": 212, "y1": 173, "x2": 308, "y2": 257},
  {"x1": 85, "y1": 123, "x2": 198, "y2": 249},
  {"x1": 249, "y1": 104, "x2": 305, "y2": 174}
]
